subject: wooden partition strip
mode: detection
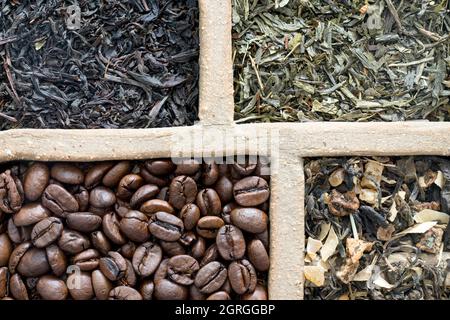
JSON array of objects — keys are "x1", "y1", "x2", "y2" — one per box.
[{"x1": 198, "y1": 0, "x2": 234, "y2": 125}]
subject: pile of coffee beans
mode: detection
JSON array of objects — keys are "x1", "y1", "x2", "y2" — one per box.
[{"x1": 0, "y1": 158, "x2": 270, "y2": 300}]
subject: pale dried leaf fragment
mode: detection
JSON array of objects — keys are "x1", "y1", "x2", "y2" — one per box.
[
  {"x1": 413, "y1": 209, "x2": 450, "y2": 224},
  {"x1": 416, "y1": 227, "x2": 444, "y2": 254},
  {"x1": 377, "y1": 224, "x2": 395, "y2": 241},
  {"x1": 306, "y1": 237, "x2": 323, "y2": 260},
  {"x1": 373, "y1": 275, "x2": 395, "y2": 289},
  {"x1": 395, "y1": 221, "x2": 437, "y2": 237},
  {"x1": 304, "y1": 266, "x2": 325, "y2": 287},
  {"x1": 337, "y1": 238, "x2": 374, "y2": 284},
  {"x1": 318, "y1": 222, "x2": 331, "y2": 241},
  {"x1": 320, "y1": 226, "x2": 338, "y2": 262},
  {"x1": 353, "y1": 264, "x2": 374, "y2": 282},
  {"x1": 435, "y1": 171, "x2": 445, "y2": 189},
  {"x1": 361, "y1": 161, "x2": 384, "y2": 190},
  {"x1": 328, "y1": 168, "x2": 345, "y2": 187},
  {"x1": 359, "y1": 188, "x2": 378, "y2": 205}
]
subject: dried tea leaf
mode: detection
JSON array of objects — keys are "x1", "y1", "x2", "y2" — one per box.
[
  {"x1": 395, "y1": 221, "x2": 438, "y2": 237},
  {"x1": 373, "y1": 275, "x2": 395, "y2": 290},
  {"x1": 353, "y1": 264, "x2": 374, "y2": 282},
  {"x1": 359, "y1": 188, "x2": 378, "y2": 205},
  {"x1": 361, "y1": 161, "x2": 384, "y2": 190},
  {"x1": 318, "y1": 222, "x2": 331, "y2": 241},
  {"x1": 306, "y1": 237, "x2": 323, "y2": 260},
  {"x1": 320, "y1": 226, "x2": 338, "y2": 262},
  {"x1": 413, "y1": 209, "x2": 450, "y2": 224},
  {"x1": 329, "y1": 168, "x2": 345, "y2": 187},
  {"x1": 304, "y1": 266, "x2": 325, "y2": 287}
]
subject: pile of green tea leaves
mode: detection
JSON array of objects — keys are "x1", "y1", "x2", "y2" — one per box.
[
  {"x1": 233, "y1": 0, "x2": 450, "y2": 122},
  {"x1": 304, "y1": 156, "x2": 450, "y2": 300}
]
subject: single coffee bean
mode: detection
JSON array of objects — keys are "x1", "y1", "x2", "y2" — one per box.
[
  {"x1": 196, "y1": 189, "x2": 221, "y2": 216},
  {"x1": 17, "y1": 248, "x2": 50, "y2": 277},
  {"x1": 157, "y1": 187, "x2": 170, "y2": 201},
  {"x1": 119, "y1": 242, "x2": 136, "y2": 259},
  {"x1": 102, "y1": 212, "x2": 126, "y2": 245},
  {"x1": 247, "y1": 239, "x2": 270, "y2": 272},
  {"x1": 144, "y1": 159, "x2": 175, "y2": 176},
  {"x1": 140, "y1": 167, "x2": 170, "y2": 188},
  {"x1": 10, "y1": 273, "x2": 28, "y2": 300},
  {"x1": 116, "y1": 174, "x2": 144, "y2": 200},
  {"x1": 67, "y1": 212, "x2": 102, "y2": 233},
  {"x1": 216, "y1": 225, "x2": 246, "y2": 261},
  {"x1": 232, "y1": 160, "x2": 257, "y2": 176},
  {"x1": 179, "y1": 231, "x2": 197, "y2": 247},
  {"x1": 130, "y1": 184, "x2": 159, "y2": 209},
  {"x1": 194, "y1": 261, "x2": 227, "y2": 294},
  {"x1": 175, "y1": 159, "x2": 201, "y2": 176},
  {"x1": 215, "y1": 176, "x2": 234, "y2": 204},
  {"x1": 148, "y1": 211, "x2": 184, "y2": 241},
  {"x1": 154, "y1": 258, "x2": 169, "y2": 283},
  {"x1": 23, "y1": 163, "x2": 49, "y2": 201},
  {"x1": 89, "y1": 186, "x2": 116, "y2": 208},
  {"x1": 46, "y1": 245, "x2": 67, "y2": 277},
  {"x1": 90, "y1": 231, "x2": 112, "y2": 255},
  {"x1": 0, "y1": 170, "x2": 24, "y2": 214},
  {"x1": 132, "y1": 242, "x2": 162, "y2": 277},
  {"x1": 189, "y1": 284, "x2": 206, "y2": 300},
  {"x1": 140, "y1": 279, "x2": 154, "y2": 300},
  {"x1": 140, "y1": 199, "x2": 174, "y2": 215},
  {"x1": 84, "y1": 162, "x2": 114, "y2": 189},
  {"x1": 169, "y1": 176, "x2": 198, "y2": 210},
  {"x1": 73, "y1": 249, "x2": 100, "y2": 271},
  {"x1": 119, "y1": 210, "x2": 150, "y2": 242},
  {"x1": 37, "y1": 275, "x2": 68, "y2": 300},
  {"x1": 228, "y1": 259, "x2": 257, "y2": 295},
  {"x1": 67, "y1": 271, "x2": 94, "y2": 300},
  {"x1": 202, "y1": 162, "x2": 219, "y2": 186},
  {"x1": 255, "y1": 229, "x2": 269, "y2": 250},
  {"x1": 122, "y1": 259, "x2": 137, "y2": 287},
  {"x1": 241, "y1": 284, "x2": 268, "y2": 300},
  {"x1": 0, "y1": 267, "x2": 8, "y2": 298},
  {"x1": 7, "y1": 219, "x2": 31, "y2": 243},
  {"x1": 13, "y1": 203, "x2": 50, "y2": 227},
  {"x1": 42, "y1": 184, "x2": 79, "y2": 217},
  {"x1": 191, "y1": 237, "x2": 206, "y2": 260},
  {"x1": 222, "y1": 202, "x2": 240, "y2": 224},
  {"x1": 159, "y1": 240, "x2": 186, "y2": 257},
  {"x1": 179, "y1": 204, "x2": 200, "y2": 231},
  {"x1": 102, "y1": 161, "x2": 132, "y2": 188},
  {"x1": 58, "y1": 229, "x2": 90, "y2": 254},
  {"x1": 167, "y1": 255, "x2": 199, "y2": 285},
  {"x1": 230, "y1": 208, "x2": 268, "y2": 234},
  {"x1": 92, "y1": 269, "x2": 113, "y2": 300},
  {"x1": 99, "y1": 252, "x2": 127, "y2": 281},
  {"x1": 115, "y1": 199, "x2": 131, "y2": 217},
  {"x1": 31, "y1": 217, "x2": 63, "y2": 247},
  {"x1": 200, "y1": 244, "x2": 219, "y2": 267},
  {"x1": 109, "y1": 286, "x2": 143, "y2": 300},
  {"x1": 233, "y1": 176, "x2": 269, "y2": 207},
  {"x1": 70, "y1": 186, "x2": 89, "y2": 211},
  {"x1": 154, "y1": 279, "x2": 188, "y2": 300},
  {"x1": 207, "y1": 291, "x2": 230, "y2": 300},
  {"x1": 50, "y1": 163, "x2": 84, "y2": 185},
  {"x1": 0, "y1": 233, "x2": 12, "y2": 267},
  {"x1": 8, "y1": 241, "x2": 32, "y2": 273},
  {"x1": 196, "y1": 216, "x2": 224, "y2": 239}
]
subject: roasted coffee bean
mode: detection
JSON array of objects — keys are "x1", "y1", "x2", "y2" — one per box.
[
  {"x1": 92, "y1": 269, "x2": 113, "y2": 300},
  {"x1": 0, "y1": 233, "x2": 12, "y2": 267},
  {"x1": 13, "y1": 203, "x2": 50, "y2": 227},
  {"x1": 130, "y1": 184, "x2": 159, "y2": 208},
  {"x1": 71, "y1": 186, "x2": 89, "y2": 212},
  {"x1": 46, "y1": 245, "x2": 67, "y2": 277},
  {"x1": 73, "y1": 249, "x2": 100, "y2": 271},
  {"x1": 102, "y1": 161, "x2": 132, "y2": 188},
  {"x1": 0, "y1": 170, "x2": 24, "y2": 214},
  {"x1": 189, "y1": 284, "x2": 206, "y2": 300},
  {"x1": 88, "y1": 206, "x2": 109, "y2": 217},
  {"x1": 102, "y1": 212, "x2": 126, "y2": 245},
  {"x1": 179, "y1": 204, "x2": 200, "y2": 231},
  {"x1": 115, "y1": 199, "x2": 131, "y2": 217},
  {"x1": 247, "y1": 239, "x2": 270, "y2": 272},
  {"x1": 179, "y1": 231, "x2": 197, "y2": 247},
  {"x1": 122, "y1": 259, "x2": 137, "y2": 287},
  {"x1": 207, "y1": 291, "x2": 230, "y2": 300},
  {"x1": 242, "y1": 284, "x2": 268, "y2": 300},
  {"x1": 228, "y1": 259, "x2": 257, "y2": 295},
  {"x1": 194, "y1": 261, "x2": 227, "y2": 294},
  {"x1": 37, "y1": 275, "x2": 68, "y2": 300},
  {"x1": 196, "y1": 216, "x2": 224, "y2": 239},
  {"x1": 169, "y1": 176, "x2": 197, "y2": 210},
  {"x1": 0, "y1": 267, "x2": 8, "y2": 298},
  {"x1": 116, "y1": 174, "x2": 144, "y2": 200},
  {"x1": 154, "y1": 279, "x2": 188, "y2": 300},
  {"x1": 216, "y1": 225, "x2": 246, "y2": 261},
  {"x1": 167, "y1": 255, "x2": 199, "y2": 285},
  {"x1": 233, "y1": 176, "x2": 269, "y2": 207},
  {"x1": 200, "y1": 244, "x2": 219, "y2": 267},
  {"x1": 232, "y1": 160, "x2": 257, "y2": 176},
  {"x1": 230, "y1": 208, "x2": 268, "y2": 234},
  {"x1": 99, "y1": 252, "x2": 127, "y2": 281},
  {"x1": 148, "y1": 211, "x2": 184, "y2": 241},
  {"x1": 109, "y1": 286, "x2": 143, "y2": 300},
  {"x1": 255, "y1": 229, "x2": 269, "y2": 250},
  {"x1": 90, "y1": 231, "x2": 112, "y2": 255},
  {"x1": 202, "y1": 162, "x2": 219, "y2": 186},
  {"x1": 215, "y1": 176, "x2": 234, "y2": 204},
  {"x1": 191, "y1": 237, "x2": 206, "y2": 260},
  {"x1": 7, "y1": 219, "x2": 31, "y2": 243},
  {"x1": 58, "y1": 229, "x2": 90, "y2": 254},
  {"x1": 89, "y1": 187, "x2": 116, "y2": 208},
  {"x1": 84, "y1": 162, "x2": 114, "y2": 189},
  {"x1": 42, "y1": 184, "x2": 79, "y2": 217},
  {"x1": 119, "y1": 242, "x2": 136, "y2": 259},
  {"x1": 154, "y1": 258, "x2": 169, "y2": 283},
  {"x1": 144, "y1": 159, "x2": 175, "y2": 176},
  {"x1": 67, "y1": 212, "x2": 102, "y2": 233},
  {"x1": 175, "y1": 159, "x2": 201, "y2": 176},
  {"x1": 31, "y1": 217, "x2": 63, "y2": 247},
  {"x1": 197, "y1": 188, "x2": 221, "y2": 216},
  {"x1": 160, "y1": 240, "x2": 186, "y2": 257},
  {"x1": 132, "y1": 242, "x2": 162, "y2": 277},
  {"x1": 140, "y1": 279, "x2": 154, "y2": 300},
  {"x1": 17, "y1": 248, "x2": 50, "y2": 277},
  {"x1": 67, "y1": 271, "x2": 94, "y2": 300},
  {"x1": 222, "y1": 202, "x2": 240, "y2": 224},
  {"x1": 157, "y1": 187, "x2": 170, "y2": 201},
  {"x1": 140, "y1": 167, "x2": 170, "y2": 188},
  {"x1": 10, "y1": 274, "x2": 28, "y2": 300},
  {"x1": 140, "y1": 199, "x2": 174, "y2": 215},
  {"x1": 119, "y1": 210, "x2": 150, "y2": 242},
  {"x1": 8, "y1": 242, "x2": 32, "y2": 273},
  {"x1": 50, "y1": 163, "x2": 84, "y2": 185},
  {"x1": 23, "y1": 163, "x2": 49, "y2": 201},
  {"x1": 220, "y1": 278, "x2": 232, "y2": 294}
]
